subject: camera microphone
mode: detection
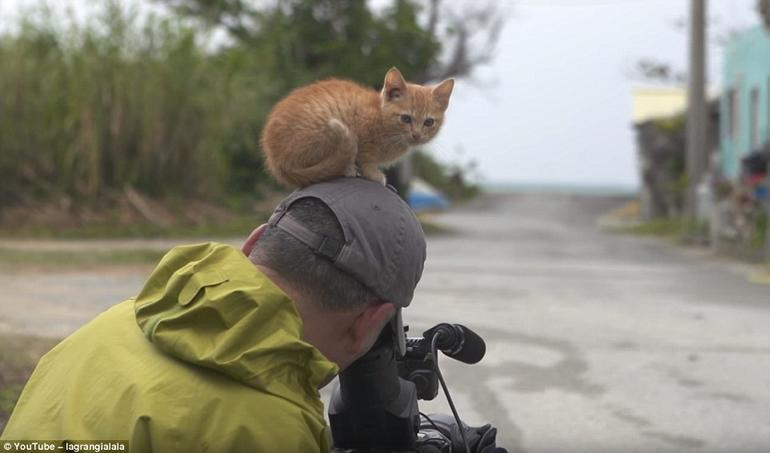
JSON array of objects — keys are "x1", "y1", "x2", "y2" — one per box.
[{"x1": 423, "y1": 323, "x2": 486, "y2": 364}]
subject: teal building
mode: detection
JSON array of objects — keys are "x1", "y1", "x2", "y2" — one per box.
[{"x1": 721, "y1": 25, "x2": 770, "y2": 179}]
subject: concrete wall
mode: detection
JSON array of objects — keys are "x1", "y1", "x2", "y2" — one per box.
[{"x1": 721, "y1": 25, "x2": 770, "y2": 179}]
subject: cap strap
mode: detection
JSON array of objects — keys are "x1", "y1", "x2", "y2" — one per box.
[{"x1": 274, "y1": 213, "x2": 342, "y2": 261}]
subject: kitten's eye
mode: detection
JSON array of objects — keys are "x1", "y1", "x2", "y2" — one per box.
[
  {"x1": 400, "y1": 114, "x2": 412, "y2": 124},
  {"x1": 424, "y1": 118, "x2": 435, "y2": 127}
]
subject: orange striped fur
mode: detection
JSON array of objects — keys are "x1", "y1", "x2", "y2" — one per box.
[{"x1": 260, "y1": 67, "x2": 454, "y2": 187}]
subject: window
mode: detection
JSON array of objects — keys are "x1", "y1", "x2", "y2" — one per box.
[
  {"x1": 750, "y1": 87, "x2": 760, "y2": 150},
  {"x1": 727, "y1": 89, "x2": 734, "y2": 140},
  {"x1": 727, "y1": 87, "x2": 740, "y2": 143}
]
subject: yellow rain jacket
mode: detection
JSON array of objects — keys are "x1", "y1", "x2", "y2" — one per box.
[{"x1": 2, "y1": 243, "x2": 340, "y2": 452}]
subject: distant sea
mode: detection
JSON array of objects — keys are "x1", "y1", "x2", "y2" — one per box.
[{"x1": 481, "y1": 181, "x2": 639, "y2": 196}]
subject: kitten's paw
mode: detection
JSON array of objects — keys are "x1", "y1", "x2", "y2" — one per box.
[
  {"x1": 366, "y1": 171, "x2": 386, "y2": 186},
  {"x1": 359, "y1": 164, "x2": 386, "y2": 185},
  {"x1": 344, "y1": 165, "x2": 359, "y2": 178}
]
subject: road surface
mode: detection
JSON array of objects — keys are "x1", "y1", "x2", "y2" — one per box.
[
  {"x1": 406, "y1": 193, "x2": 770, "y2": 453},
  {"x1": 2, "y1": 192, "x2": 770, "y2": 452}
]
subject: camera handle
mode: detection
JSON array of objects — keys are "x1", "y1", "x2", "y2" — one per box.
[{"x1": 328, "y1": 329, "x2": 421, "y2": 451}]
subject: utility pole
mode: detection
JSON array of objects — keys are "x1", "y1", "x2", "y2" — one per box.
[
  {"x1": 686, "y1": 0, "x2": 707, "y2": 228},
  {"x1": 761, "y1": 0, "x2": 770, "y2": 263}
]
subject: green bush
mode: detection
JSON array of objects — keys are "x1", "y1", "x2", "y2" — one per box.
[
  {"x1": 753, "y1": 210, "x2": 768, "y2": 249},
  {"x1": 0, "y1": 0, "x2": 485, "y2": 216},
  {"x1": 0, "y1": 1, "x2": 273, "y2": 206}
]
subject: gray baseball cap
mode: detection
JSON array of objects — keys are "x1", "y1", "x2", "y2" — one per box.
[{"x1": 267, "y1": 177, "x2": 427, "y2": 355}]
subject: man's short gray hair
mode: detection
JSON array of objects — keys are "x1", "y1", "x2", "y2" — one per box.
[{"x1": 249, "y1": 197, "x2": 378, "y2": 311}]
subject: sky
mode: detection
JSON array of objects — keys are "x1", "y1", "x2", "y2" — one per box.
[
  {"x1": 0, "y1": 0, "x2": 763, "y2": 188},
  {"x1": 431, "y1": 0, "x2": 760, "y2": 188}
]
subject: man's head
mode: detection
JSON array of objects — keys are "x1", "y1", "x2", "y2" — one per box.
[{"x1": 243, "y1": 178, "x2": 426, "y2": 370}]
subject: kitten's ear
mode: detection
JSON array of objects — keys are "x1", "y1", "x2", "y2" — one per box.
[
  {"x1": 382, "y1": 67, "x2": 407, "y2": 102},
  {"x1": 432, "y1": 78, "x2": 454, "y2": 110}
]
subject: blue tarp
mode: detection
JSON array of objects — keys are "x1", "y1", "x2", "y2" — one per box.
[{"x1": 407, "y1": 178, "x2": 450, "y2": 212}]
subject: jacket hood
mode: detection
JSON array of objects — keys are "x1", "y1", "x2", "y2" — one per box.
[{"x1": 134, "y1": 242, "x2": 339, "y2": 410}]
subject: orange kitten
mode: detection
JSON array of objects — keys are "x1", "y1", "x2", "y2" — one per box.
[{"x1": 260, "y1": 67, "x2": 454, "y2": 187}]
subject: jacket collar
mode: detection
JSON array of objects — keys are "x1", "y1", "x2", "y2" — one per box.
[{"x1": 134, "y1": 242, "x2": 339, "y2": 412}]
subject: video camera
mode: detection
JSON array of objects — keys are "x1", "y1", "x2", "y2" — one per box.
[{"x1": 328, "y1": 322, "x2": 504, "y2": 453}]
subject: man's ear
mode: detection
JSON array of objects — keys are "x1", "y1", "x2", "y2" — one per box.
[
  {"x1": 242, "y1": 224, "x2": 268, "y2": 255},
  {"x1": 346, "y1": 302, "x2": 396, "y2": 358}
]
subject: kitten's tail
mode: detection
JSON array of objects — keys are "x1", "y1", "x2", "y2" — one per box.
[{"x1": 271, "y1": 118, "x2": 357, "y2": 188}]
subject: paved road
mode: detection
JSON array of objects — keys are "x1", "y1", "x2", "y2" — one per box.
[
  {"x1": 2, "y1": 193, "x2": 770, "y2": 452},
  {"x1": 405, "y1": 193, "x2": 770, "y2": 453}
]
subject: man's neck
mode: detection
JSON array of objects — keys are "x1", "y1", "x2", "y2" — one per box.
[{"x1": 255, "y1": 265, "x2": 353, "y2": 371}]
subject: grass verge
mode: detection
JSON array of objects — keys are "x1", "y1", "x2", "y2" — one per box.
[
  {"x1": 0, "y1": 333, "x2": 60, "y2": 432},
  {"x1": 0, "y1": 214, "x2": 266, "y2": 240},
  {"x1": 619, "y1": 218, "x2": 685, "y2": 238},
  {"x1": 0, "y1": 248, "x2": 167, "y2": 268},
  {"x1": 417, "y1": 216, "x2": 454, "y2": 236}
]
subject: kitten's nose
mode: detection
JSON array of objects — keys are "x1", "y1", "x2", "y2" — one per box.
[{"x1": 411, "y1": 133, "x2": 421, "y2": 140}]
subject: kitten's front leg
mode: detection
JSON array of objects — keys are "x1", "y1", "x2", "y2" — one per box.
[
  {"x1": 344, "y1": 164, "x2": 359, "y2": 178},
  {"x1": 359, "y1": 163, "x2": 386, "y2": 185}
]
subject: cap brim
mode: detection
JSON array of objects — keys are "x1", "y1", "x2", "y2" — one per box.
[{"x1": 390, "y1": 307, "x2": 406, "y2": 357}]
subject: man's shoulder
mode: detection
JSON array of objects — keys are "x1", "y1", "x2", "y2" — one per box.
[
  {"x1": 36, "y1": 299, "x2": 138, "y2": 364},
  {"x1": 5, "y1": 298, "x2": 331, "y2": 451}
]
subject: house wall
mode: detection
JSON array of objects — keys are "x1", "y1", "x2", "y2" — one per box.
[
  {"x1": 721, "y1": 25, "x2": 770, "y2": 179},
  {"x1": 632, "y1": 88, "x2": 687, "y2": 123}
]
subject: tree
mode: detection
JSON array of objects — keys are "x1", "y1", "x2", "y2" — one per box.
[
  {"x1": 760, "y1": 0, "x2": 770, "y2": 32},
  {"x1": 155, "y1": 0, "x2": 504, "y2": 194},
  {"x1": 632, "y1": 59, "x2": 687, "y2": 84},
  {"x1": 155, "y1": 0, "x2": 504, "y2": 87}
]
